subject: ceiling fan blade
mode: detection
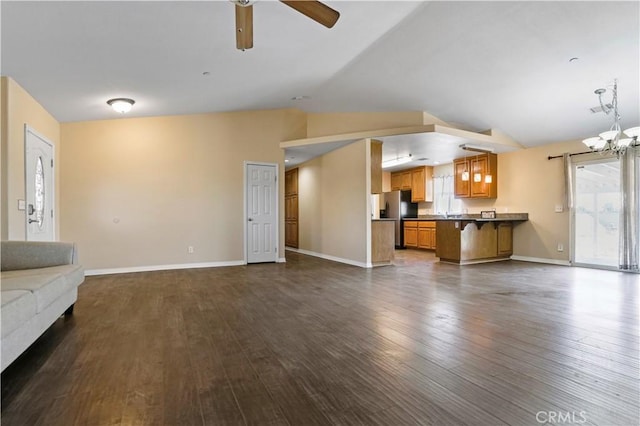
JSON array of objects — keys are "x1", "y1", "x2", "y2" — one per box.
[
  {"x1": 235, "y1": 4, "x2": 253, "y2": 50},
  {"x1": 280, "y1": 1, "x2": 340, "y2": 28}
]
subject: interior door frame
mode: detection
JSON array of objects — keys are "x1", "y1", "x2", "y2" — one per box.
[
  {"x1": 24, "y1": 125, "x2": 56, "y2": 241},
  {"x1": 243, "y1": 161, "x2": 279, "y2": 264},
  {"x1": 570, "y1": 155, "x2": 620, "y2": 270}
]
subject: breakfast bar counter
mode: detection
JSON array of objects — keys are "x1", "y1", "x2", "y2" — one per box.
[{"x1": 425, "y1": 213, "x2": 528, "y2": 264}]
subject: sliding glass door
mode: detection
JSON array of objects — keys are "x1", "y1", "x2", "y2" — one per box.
[{"x1": 573, "y1": 159, "x2": 620, "y2": 268}]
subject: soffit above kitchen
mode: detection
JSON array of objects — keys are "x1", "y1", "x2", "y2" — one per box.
[
  {"x1": 1, "y1": 2, "x2": 638, "y2": 147},
  {"x1": 281, "y1": 124, "x2": 522, "y2": 169}
]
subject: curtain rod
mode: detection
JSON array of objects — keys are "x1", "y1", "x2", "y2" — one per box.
[{"x1": 547, "y1": 150, "x2": 595, "y2": 160}]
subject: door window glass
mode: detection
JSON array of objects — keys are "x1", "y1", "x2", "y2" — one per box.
[{"x1": 34, "y1": 156, "x2": 45, "y2": 228}]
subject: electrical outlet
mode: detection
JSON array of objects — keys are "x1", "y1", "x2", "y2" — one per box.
[
  {"x1": 188, "y1": 246, "x2": 194, "y2": 254},
  {"x1": 557, "y1": 243, "x2": 564, "y2": 252},
  {"x1": 555, "y1": 205, "x2": 564, "y2": 213}
]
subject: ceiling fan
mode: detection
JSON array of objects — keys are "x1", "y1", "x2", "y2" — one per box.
[{"x1": 231, "y1": 0, "x2": 340, "y2": 50}]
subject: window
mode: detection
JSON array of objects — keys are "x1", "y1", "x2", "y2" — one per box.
[{"x1": 433, "y1": 175, "x2": 462, "y2": 215}]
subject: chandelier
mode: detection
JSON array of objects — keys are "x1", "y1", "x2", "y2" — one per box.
[{"x1": 582, "y1": 79, "x2": 639, "y2": 154}]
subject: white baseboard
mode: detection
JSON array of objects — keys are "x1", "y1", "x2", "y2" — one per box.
[
  {"x1": 286, "y1": 248, "x2": 368, "y2": 268},
  {"x1": 277, "y1": 257, "x2": 286, "y2": 263},
  {"x1": 510, "y1": 255, "x2": 571, "y2": 266},
  {"x1": 85, "y1": 260, "x2": 246, "y2": 276}
]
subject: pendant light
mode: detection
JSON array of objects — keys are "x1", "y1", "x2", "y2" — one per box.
[
  {"x1": 485, "y1": 154, "x2": 493, "y2": 183},
  {"x1": 473, "y1": 155, "x2": 482, "y2": 182}
]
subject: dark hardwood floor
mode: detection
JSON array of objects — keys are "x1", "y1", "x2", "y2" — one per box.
[{"x1": 2, "y1": 250, "x2": 638, "y2": 426}]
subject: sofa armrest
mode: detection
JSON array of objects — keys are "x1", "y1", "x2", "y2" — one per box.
[{"x1": 1, "y1": 241, "x2": 77, "y2": 271}]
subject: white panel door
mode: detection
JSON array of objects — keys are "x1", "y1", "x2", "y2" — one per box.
[
  {"x1": 25, "y1": 126, "x2": 55, "y2": 241},
  {"x1": 246, "y1": 163, "x2": 277, "y2": 263}
]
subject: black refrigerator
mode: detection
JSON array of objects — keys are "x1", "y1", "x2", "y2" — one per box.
[{"x1": 381, "y1": 190, "x2": 418, "y2": 248}]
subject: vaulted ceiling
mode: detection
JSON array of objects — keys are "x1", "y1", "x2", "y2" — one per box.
[{"x1": 2, "y1": 1, "x2": 639, "y2": 149}]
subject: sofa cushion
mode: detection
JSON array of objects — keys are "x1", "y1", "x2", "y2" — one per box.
[
  {"x1": 1, "y1": 273, "x2": 71, "y2": 314},
  {"x1": 1, "y1": 264, "x2": 84, "y2": 288},
  {"x1": 1, "y1": 290, "x2": 37, "y2": 338}
]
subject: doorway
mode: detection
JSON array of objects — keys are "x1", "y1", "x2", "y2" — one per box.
[
  {"x1": 25, "y1": 126, "x2": 55, "y2": 241},
  {"x1": 573, "y1": 159, "x2": 620, "y2": 268},
  {"x1": 245, "y1": 162, "x2": 278, "y2": 263}
]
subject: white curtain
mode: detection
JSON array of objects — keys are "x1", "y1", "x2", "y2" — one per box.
[
  {"x1": 433, "y1": 175, "x2": 460, "y2": 214},
  {"x1": 563, "y1": 153, "x2": 574, "y2": 210},
  {"x1": 619, "y1": 147, "x2": 639, "y2": 271}
]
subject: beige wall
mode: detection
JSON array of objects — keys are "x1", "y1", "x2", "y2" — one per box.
[
  {"x1": 297, "y1": 139, "x2": 369, "y2": 265},
  {"x1": 0, "y1": 77, "x2": 587, "y2": 267},
  {"x1": 485, "y1": 140, "x2": 585, "y2": 262},
  {"x1": 60, "y1": 108, "x2": 306, "y2": 270},
  {"x1": 305, "y1": 111, "x2": 448, "y2": 138},
  {"x1": 0, "y1": 77, "x2": 61, "y2": 240}
]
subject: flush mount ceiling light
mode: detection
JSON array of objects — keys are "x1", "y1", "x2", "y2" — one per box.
[
  {"x1": 583, "y1": 79, "x2": 639, "y2": 155},
  {"x1": 382, "y1": 154, "x2": 413, "y2": 169},
  {"x1": 107, "y1": 98, "x2": 135, "y2": 114}
]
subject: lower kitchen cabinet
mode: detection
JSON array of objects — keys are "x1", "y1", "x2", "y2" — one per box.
[
  {"x1": 418, "y1": 221, "x2": 436, "y2": 249},
  {"x1": 404, "y1": 221, "x2": 436, "y2": 250},
  {"x1": 497, "y1": 222, "x2": 513, "y2": 255},
  {"x1": 404, "y1": 221, "x2": 418, "y2": 248}
]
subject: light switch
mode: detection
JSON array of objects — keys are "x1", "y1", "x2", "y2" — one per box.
[{"x1": 18, "y1": 200, "x2": 26, "y2": 211}]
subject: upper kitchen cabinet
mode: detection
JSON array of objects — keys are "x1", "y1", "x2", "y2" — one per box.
[
  {"x1": 454, "y1": 153, "x2": 497, "y2": 199},
  {"x1": 371, "y1": 140, "x2": 383, "y2": 194},
  {"x1": 390, "y1": 166, "x2": 433, "y2": 202},
  {"x1": 391, "y1": 170, "x2": 411, "y2": 191},
  {"x1": 410, "y1": 166, "x2": 433, "y2": 203},
  {"x1": 390, "y1": 172, "x2": 402, "y2": 191}
]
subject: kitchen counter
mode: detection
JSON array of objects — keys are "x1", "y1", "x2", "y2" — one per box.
[
  {"x1": 404, "y1": 213, "x2": 529, "y2": 222},
  {"x1": 417, "y1": 213, "x2": 530, "y2": 265}
]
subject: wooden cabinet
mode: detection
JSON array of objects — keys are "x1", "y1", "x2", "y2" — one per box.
[
  {"x1": 371, "y1": 140, "x2": 383, "y2": 194},
  {"x1": 404, "y1": 220, "x2": 435, "y2": 250},
  {"x1": 454, "y1": 158, "x2": 471, "y2": 198},
  {"x1": 403, "y1": 221, "x2": 418, "y2": 248},
  {"x1": 400, "y1": 171, "x2": 412, "y2": 190},
  {"x1": 285, "y1": 168, "x2": 299, "y2": 248},
  {"x1": 497, "y1": 222, "x2": 513, "y2": 256},
  {"x1": 285, "y1": 168, "x2": 298, "y2": 196},
  {"x1": 411, "y1": 166, "x2": 433, "y2": 202},
  {"x1": 417, "y1": 221, "x2": 436, "y2": 249},
  {"x1": 285, "y1": 221, "x2": 298, "y2": 248},
  {"x1": 390, "y1": 166, "x2": 433, "y2": 202},
  {"x1": 390, "y1": 173, "x2": 402, "y2": 191},
  {"x1": 454, "y1": 153, "x2": 497, "y2": 199},
  {"x1": 391, "y1": 170, "x2": 412, "y2": 190},
  {"x1": 285, "y1": 196, "x2": 298, "y2": 221}
]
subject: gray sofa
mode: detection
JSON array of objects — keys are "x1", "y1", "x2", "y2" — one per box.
[{"x1": 1, "y1": 241, "x2": 84, "y2": 371}]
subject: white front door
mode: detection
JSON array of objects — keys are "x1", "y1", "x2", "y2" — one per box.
[
  {"x1": 246, "y1": 163, "x2": 278, "y2": 263},
  {"x1": 25, "y1": 126, "x2": 55, "y2": 241}
]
